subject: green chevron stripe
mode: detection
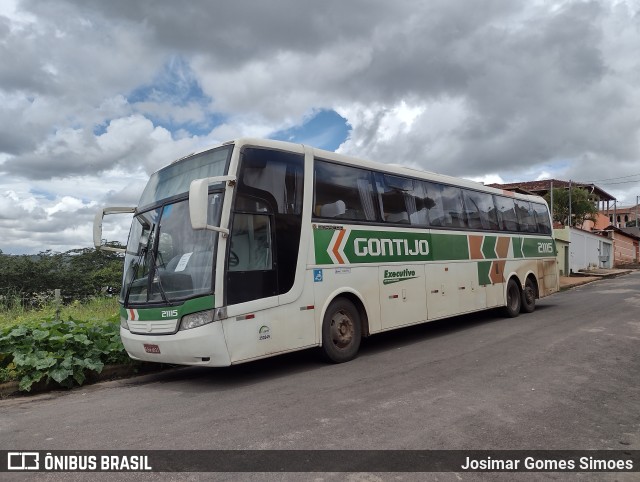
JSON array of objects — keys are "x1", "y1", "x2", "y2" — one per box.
[{"x1": 313, "y1": 227, "x2": 555, "y2": 265}]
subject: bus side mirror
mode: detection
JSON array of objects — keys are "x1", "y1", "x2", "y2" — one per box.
[
  {"x1": 94, "y1": 207, "x2": 135, "y2": 253},
  {"x1": 189, "y1": 175, "x2": 235, "y2": 234},
  {"x1": 189, "y1": 178, "x2": 210, "y2": 230}
]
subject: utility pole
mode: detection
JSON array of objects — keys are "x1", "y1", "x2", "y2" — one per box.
[
  {"x1": 568, "y1": 180, "x2": 572, "y2": 226},
  {"x1": 636, "y1": 195, "x2": 638, "y2": 228},
  {"x1": 550, "y1": 180, "x2": 554, "y2": 225}
]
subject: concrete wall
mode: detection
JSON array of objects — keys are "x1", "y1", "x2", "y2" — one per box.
[
  {"x1": 611, "y1": 232, "x2": 637, "y2": 265},
  {"x1": 555, "y1": 238, "x2": 570, "y2": 276},
  {"x1": 554, "y1": 227, "x2": 613, "y2": 272}
]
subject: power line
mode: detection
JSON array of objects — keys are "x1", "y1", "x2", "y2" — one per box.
[
  {"x1": 595, "y1": 179, "x2": 640, "y2": 186},
  {"x1": 581, "y1": 172, "x2": 640, "y2": 183}
]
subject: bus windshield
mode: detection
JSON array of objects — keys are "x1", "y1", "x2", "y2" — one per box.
[
  {"x1": 120, "y1": 194, "x2": 224, "y2": 304},
  {"x1": 119, "y1": 145, "x2": 232, "y2": 305},
  {"x1": 138, "y1": 145, "x2": 231, "y2": 209}
]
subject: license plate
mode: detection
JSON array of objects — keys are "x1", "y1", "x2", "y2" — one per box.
[{"x1": 144, "y1": 343, "x2": 161, "y2": 354}]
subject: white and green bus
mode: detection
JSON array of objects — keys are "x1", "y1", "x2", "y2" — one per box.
[{"x1": 95, "y1": 138, "x2": 558, "y2": 365}]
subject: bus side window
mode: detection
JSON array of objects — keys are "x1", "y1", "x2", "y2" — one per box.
[
  {"x1": 240, "y1": 148, "x2": 303, "y2": 215},
  {"x1": 425, "y1": 182, "x2": 467, "y2": 229},
  {"x1": 314, "y1": 160, "x2": 378, "y2": 221},
  {"x1": 377, "y1": 174, "x2": 415, "y2": 224},
  {"x1": 515, "y1": 200, "x2": 537, "y2": 233},
  {"x1": 462, "y1": 190, "x2": 499, "y2": 231},
  {"x1": 494, "y1": 195, "x2": 519, "y2": 231},
  {"x1": 532, "y1": 203, "x2": 552, "y2": 234},
  {"x1": 228, "y1": 213, "x2": 273, "y2": 272}
]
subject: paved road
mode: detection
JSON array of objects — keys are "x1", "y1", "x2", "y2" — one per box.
[{"x1": 1, "y1": 272, "x2": 639, "y2": 480}]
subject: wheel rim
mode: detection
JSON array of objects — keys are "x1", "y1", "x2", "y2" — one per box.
[{"x1": 330, "y1": 309, "x2": 354, "y2": 350}]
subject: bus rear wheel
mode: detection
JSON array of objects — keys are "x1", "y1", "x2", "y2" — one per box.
[
  {"x1": 521, "y1": 277, "x2": 536, "y2": 313},
  {"x1": 321, "y1": 298, "x2": 362, "y2": 363},
  {"x1": 503, "y1": 278, "x2": 521, "y2": 318}
]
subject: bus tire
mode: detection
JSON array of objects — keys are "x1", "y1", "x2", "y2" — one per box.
[
  {"x1": 321, "y1": 298, "x2": 362, "y2": 363},
  {"x1": 521, "y1": 277, "x2": 536, "y2": 313},
  {"x1": 503, "y1": 278, "x2": 521, "y2": 318}
]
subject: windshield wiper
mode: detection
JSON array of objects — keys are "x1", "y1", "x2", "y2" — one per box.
[
  {"x1": 150, "y1": 251, "x2": 169, "y2": 304},
  {"x1": 124, "y1": 224, "x2": 155, "y2": 306}
]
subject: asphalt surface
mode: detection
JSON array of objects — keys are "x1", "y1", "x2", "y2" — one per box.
[{"x1": 1, "y1": 272, "x2": 639, "y2": 481}]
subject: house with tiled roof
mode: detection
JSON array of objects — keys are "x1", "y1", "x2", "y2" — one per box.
[{"x1": 488, "y1": 179, "x2": 616, "y2": 209}]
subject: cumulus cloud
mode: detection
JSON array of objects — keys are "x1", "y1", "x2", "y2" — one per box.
[{"x1": 1, "y1": 0, "x2": 640, "y2": 253}]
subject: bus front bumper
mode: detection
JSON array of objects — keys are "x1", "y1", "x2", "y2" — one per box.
[{"x1": 120, "y1": 321, "x2": 231, "y2": 367}]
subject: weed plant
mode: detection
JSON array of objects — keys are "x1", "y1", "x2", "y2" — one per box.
[
  {"x1": 0, "y1": 296, "x2": 129, "y2": 391},
  {"x1": 0, "y1": 295, "x2": 119, "y2": 328}
]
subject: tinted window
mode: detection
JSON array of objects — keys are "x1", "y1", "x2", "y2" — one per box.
[
  {"x1": 494, "y1": 196, "x2": 519, "y2": 231},
  {"x1": 424, "y1": 182, "x2": 467, "y2": 229},
  {"x1": 229, "y1": 213, "x2": 273, "y2": 271},
  {"x1": 240, "y1": 148, "x2": 303, "y2": 214},
  {"x1": 314, "y1": 160, "x2": 378, "y2": 221},
  {"x1": 532, "y1": 203, "x2": 552, "y2": 234},
  {"x1": 377, "y1": 174, "x2": 410, "y2": 224},
  {"x1": 462, "y1": 190, "x2": 499, "y2": 230},
  {"x1": 229, "y1": 147, "x2": 305, "y2": 303},
  {"x1": 515, "y1": 200, "x2": 537, "y2": 233}
]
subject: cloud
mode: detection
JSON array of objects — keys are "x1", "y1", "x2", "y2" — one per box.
[
  {"x1": 2, "y1": 0, "x2": 640, "y2": 253},
  {"x1": 2, "y1": 115, "x2": 203, "y2": 179}
]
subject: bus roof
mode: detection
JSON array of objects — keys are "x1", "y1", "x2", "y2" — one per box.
[{"x1": 179, "y1": 137, "x2": 548, "y2": 206}]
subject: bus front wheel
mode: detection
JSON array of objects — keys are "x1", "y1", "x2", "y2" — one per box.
[
  {"x1": 321, "y1": 298, "x2": 362, "y2": 363},
  {"x1": 504, "y1": 278, "x2": 522, "y2": 318}
]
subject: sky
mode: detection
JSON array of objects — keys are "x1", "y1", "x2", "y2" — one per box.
[{"x1": 1, "y1": 0, "x2": 640, "y2": 254}]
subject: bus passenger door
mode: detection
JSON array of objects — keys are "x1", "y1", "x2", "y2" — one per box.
[
  {"x1": 224, "y1": 146, "x2": 313, "y2": 361},
  {"x1": 379, "y1": 265, "x2": 428, "y2": 329}
]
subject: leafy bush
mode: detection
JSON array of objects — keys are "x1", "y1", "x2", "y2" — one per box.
[{"x1": 0, "y1": 315, "x2": 132, "y2": 392}]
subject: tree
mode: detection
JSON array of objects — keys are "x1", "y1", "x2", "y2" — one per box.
[
  {"x1": 0, "y1": 246, "x2": 124, "y2": 301},
  {"x1": 544, "y1": 187, "x2": 598, "y2": 227}
]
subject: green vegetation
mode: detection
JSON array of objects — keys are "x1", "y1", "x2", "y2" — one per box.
[
  {"x1": 0, "y1": 295, "x2": 120, "y2": 329},
  {"x1": 0, "y1": 247, "x2": 134, "y2": 392},
  {"x1": 0, "y1": 315, "x2": 132, "y2": 392},
  {"x1": 544, "y1": 187, "x2": 598, "y2": 227},
  {"x1": 0, "y1": 246, "x2": 124, "y2": 305}
]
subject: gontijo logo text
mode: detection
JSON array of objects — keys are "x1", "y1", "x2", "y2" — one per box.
[
  {"x1": 321, "y1": 228, "x2": 431, "y2": 265},
  {"x1": 355, "y1": 238, "x2": 429, "y2": 257}
]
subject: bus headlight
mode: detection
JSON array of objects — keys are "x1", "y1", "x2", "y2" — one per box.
[
  {"x1": 180, "y1": 309, "x2": 215, "y2": 331},
  {"x1": 120, "y1": 316, "x2": 130, "y2": 331},
  {"x1": 179, "y1": 307, "x2": 226, "y2": 331}
]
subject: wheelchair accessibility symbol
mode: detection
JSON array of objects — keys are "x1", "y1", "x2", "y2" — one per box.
[{"x1": 313, "y1": 269, "x2": 323, "y2": 282}]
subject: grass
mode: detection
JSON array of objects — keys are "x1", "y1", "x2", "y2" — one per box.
[{"x1": 0, "y1": 296, "x2": 120, "y2": 328}]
